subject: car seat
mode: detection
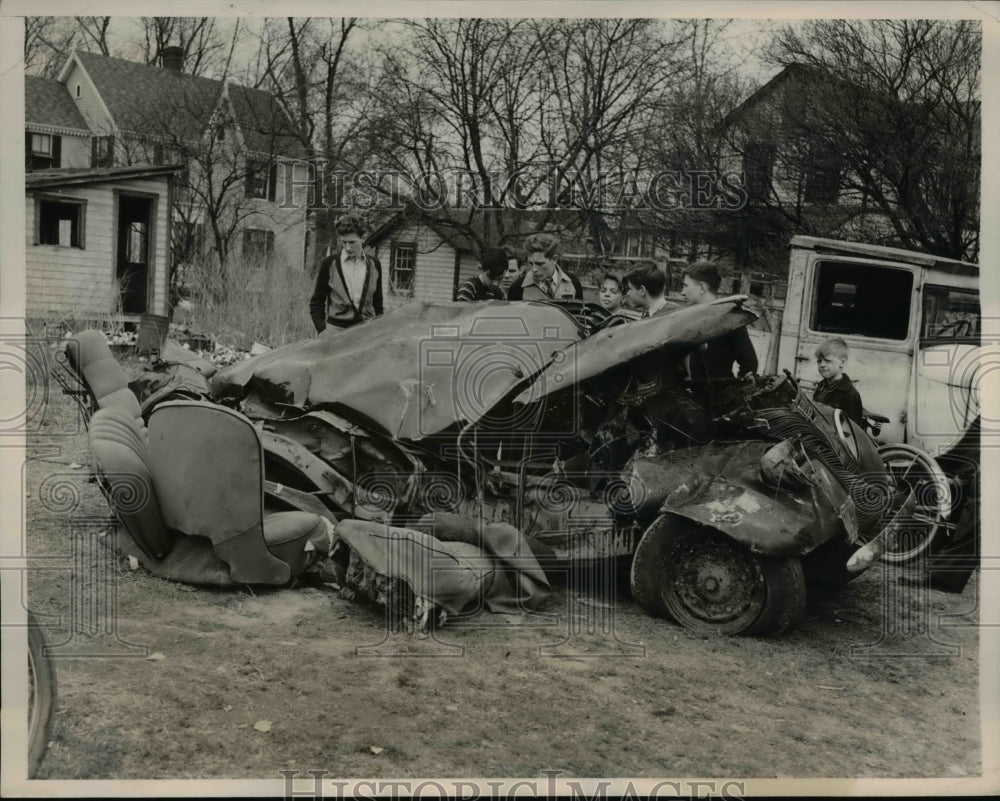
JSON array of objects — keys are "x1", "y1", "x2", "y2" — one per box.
[
  {"x1": 146, "y1": 400, "x2": 330, "y2": 584},
  {"x1": 64, "y1": 329, "x2": 142, "y2": 420}
]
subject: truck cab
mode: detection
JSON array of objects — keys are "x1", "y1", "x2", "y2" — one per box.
[{"x1": 774, "y1": 236, "x2": 980, "y2": 456}]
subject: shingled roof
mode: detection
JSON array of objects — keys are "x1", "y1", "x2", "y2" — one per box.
[
  {"x1": 26, "y1": 164, "x2": 184, "y2": 189},
  {"x1": 226, "y1": 82, "x2": 309, "y2": 160},
  {"x1": 25, "y1": 75, "x2": 89, "y2": 133},
  {"x1": 68, "y1": 51, "x2": 307, "y2": 159}
]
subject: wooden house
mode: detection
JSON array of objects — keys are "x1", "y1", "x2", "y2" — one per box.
[{"x1": 25, "y1": 165, "x2": 182, "y2": 321}]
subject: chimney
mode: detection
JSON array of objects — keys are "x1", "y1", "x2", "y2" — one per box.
[{"x1": 161, "y1": 46, "x2": 185, "y2": 72}]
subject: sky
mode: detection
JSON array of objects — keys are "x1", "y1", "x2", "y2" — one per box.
[{"x1": 30, "y1": 15, "x2": 788, "y2": 88}]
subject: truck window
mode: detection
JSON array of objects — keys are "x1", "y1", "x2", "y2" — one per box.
[
  {"x1": 811, "y1": 262, "x2": 913, "y2": 340},
  {"x1": 922, "y1": 285, "x2": 980, "y2": 340}
]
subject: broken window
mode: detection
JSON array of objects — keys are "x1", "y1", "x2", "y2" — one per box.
[
  {"x1": 36, "y1": 197, "x2": 85, "y2": 248},
  {"x1": 811, "y1": 261, "x2": 914, "y2": 340}
]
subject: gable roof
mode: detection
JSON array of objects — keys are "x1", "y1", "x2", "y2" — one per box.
[
  {"x1": 25, "y1": 75, "x2": 89, "y2": 133},
  {"x1": 65, "y1": 51, "x2": 306, "y2": 159},
  {"x1": 71, "y1": 50, "x2": 221, "y2": 140},
  {"x1": 722, "y1": 64, "x2": 831, "y2": 129}
]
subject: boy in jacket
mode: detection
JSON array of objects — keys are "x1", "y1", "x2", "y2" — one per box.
[{"x1": 310, "y1": 214, "x2": 384, "y2": 333}]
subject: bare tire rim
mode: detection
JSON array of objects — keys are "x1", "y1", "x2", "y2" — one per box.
[{"x1": 660, "y1": 534, "x2": 766, "y2": 631}]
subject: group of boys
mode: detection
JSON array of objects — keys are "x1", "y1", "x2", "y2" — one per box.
[{"x1": 308, "y1": 213, "x2": 863, "y2": 424}]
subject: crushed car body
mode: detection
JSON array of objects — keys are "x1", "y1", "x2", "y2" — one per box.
[{"x1": 71, "y1": 297, "x2": 916, "y2": 636}]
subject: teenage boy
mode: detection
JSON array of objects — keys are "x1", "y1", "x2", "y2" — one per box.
[
  {"x1": 310, "y1": 214, "x2": 383, "y2": 333},
  {"x1": 681, "y1": 261, "x2": 758, "y2": 380},
  {"x1": 623, "y1": 262, "x2": 670, "y2": 317},
  {"x1": 812, "y1": 337, "x2": 864, "y2": 424},
  {"x1": 506, "y1": 233, "x2": 583, "y2": 301},
  {"x1": 620, "y1": 262, "x2": 707, "y2": 445},
  {"x1": 455, "y1": 248, "x2": 509, "y2": 301}
]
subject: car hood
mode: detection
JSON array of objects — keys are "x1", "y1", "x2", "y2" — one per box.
[
  {"x1": 211, "y1": 300, "x2": 584, "y2": 440},
  {"x1": 211, "y1": 297, "x2": 757, "y2": 441}
]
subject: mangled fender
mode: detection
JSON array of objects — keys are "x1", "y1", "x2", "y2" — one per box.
[
  {"x1": 514, "y1": 296, "x2": 757, "y2": 406},
  {"x1": 625, "y1": 440, "x2": 853, "y2": 558}
]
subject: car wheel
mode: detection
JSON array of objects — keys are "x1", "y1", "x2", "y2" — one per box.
[
  {"x1": 876, "y1": 444, "x2": 951, "y2": 564},
  {"x1": 630, "y1": 515, "x2": 806, "y2": 636}
]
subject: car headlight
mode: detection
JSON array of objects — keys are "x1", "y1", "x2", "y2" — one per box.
[{"x1": 760, "y1": 439, "x2": 814, "y2": 489}]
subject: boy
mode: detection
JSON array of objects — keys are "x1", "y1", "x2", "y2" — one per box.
[
  {"x1": 455, "y1": 248, "x2": 508, "y2": 301},
  {"x1": 623, "y1": 262, "x2": 669, "y2": 317},
  {"x1": 309, "y1": 214, "x2": 383, "y2": 333},
  {"x1": 813, "y1": 337, "x2": 864, "y2": 424},
  {"x1": 505, "y1": 233, "x2": 583, "y2": 300},
  {"x1": 681, "y1": 261, "x2": 758, "y2": 380}
]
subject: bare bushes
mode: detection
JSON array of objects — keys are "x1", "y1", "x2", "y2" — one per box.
[{"x1": 175, "y1": 253, "x2": 316, "y2": 350}]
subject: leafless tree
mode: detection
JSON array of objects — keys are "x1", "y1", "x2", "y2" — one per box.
[
  {"x1": 753, "y1": 19, "x2": 980, "y2": 261},
  {"x1": 139, "y1": 17, "x2": 244, "y2": 79},
  {"x1": 24, "y1": 17, "x2": 81, "y2": 78},
  {"x1": 357, "y1": 18, "x2": 695, "y2": 257}
]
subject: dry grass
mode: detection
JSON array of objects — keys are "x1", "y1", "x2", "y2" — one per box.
[{"x1": 174, "y1": 254, "x2": 317, "y2": 350}]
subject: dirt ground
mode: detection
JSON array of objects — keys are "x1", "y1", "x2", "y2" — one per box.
[{"x1": 18, "y1": 383, "x2": 983, "y2": 782}]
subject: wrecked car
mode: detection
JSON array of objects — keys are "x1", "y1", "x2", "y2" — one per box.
[{"x1": 69, "y1": 297, "x2": 910, "y2": 636}]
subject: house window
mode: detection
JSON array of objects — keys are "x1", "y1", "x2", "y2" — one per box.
[
  {"x1": 742, "y1": 141, "x2": 775, "y2": 202},
  {"x1": 75, "y1": 84, "x2": 81, "y2": 98},
  {"x1": 36, "y1": 198, "x2": 86, "y2": 248},
  {"x1": 617, "y1": 229, "x2": 654, "y2": 258},
  {"x1": 242, "y1": 228, "x2": 275, "y2": 261},
  {"x1": 811, "y1": 261, "x2": 914, "y2": 340},
  {"x1": 92, "y1": 135, "x2": 114, "y2": 168},
  {"x1": 390, "y1": 242, "x2": 416, "y2": 295},
  {"x1": 27, "y1": 132, "x2": 61, "y2": 171},
  {"x1": 245, "y1": 159, "x2": 277, "y2": 201},
  {"x1": 803, "y1": 140, "x2": 842, "y2": 205}
]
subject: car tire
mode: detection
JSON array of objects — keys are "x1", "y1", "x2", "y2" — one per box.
[
  {"x1": 876, "y1": 444, "x2": 951, "y2": 564},
  {"x1": 630, "y1": 515, "x2": 806, "y2": 636}
]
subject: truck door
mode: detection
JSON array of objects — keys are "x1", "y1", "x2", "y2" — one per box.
[{"x1": 790, "y1": 256, "x2": 919, "y2": 444}]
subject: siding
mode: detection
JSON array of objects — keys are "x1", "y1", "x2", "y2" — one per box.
[
  {"x1": 456, "y1": 250, "x2": 479, "y2": 298},
  {"x1": 383, "y1": 224, "x2": 458, "y2": 303},
  {"x1": 237, "y1": 159, "x2": 307, "y2": 271},
  {"x1": 59, "y1": 132, "x2": 92, "y2": 169},
  {"x1": 26, "y1": 176, "x2": 172, "y2": 319},
  {"x1": 64, "y1": 62, "x2": 114, "y2": 135}
]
